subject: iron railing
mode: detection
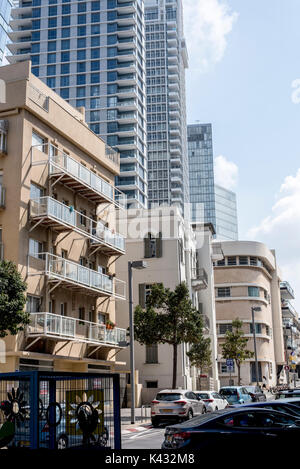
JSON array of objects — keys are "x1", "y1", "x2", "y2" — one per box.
[
  {"x1": 27, "y1": 312, "x2": 127, "y2": 347},
  {"x1": 30, "y1": 197, "x2": 125, "y2": 253}
]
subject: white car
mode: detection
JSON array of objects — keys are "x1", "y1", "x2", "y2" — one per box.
[
  {"x1": 194, "y1": 391, "x2": 229, "y2": 412},
  {"x1": 151, "y1": 389, "x2": 206, "y2": 427}
]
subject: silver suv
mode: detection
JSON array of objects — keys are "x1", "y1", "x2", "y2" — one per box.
[{"x1": 151, "y1": 389, "x2": 206, "y2": 427}]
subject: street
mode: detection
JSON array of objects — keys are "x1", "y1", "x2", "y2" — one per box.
[{"x1": 122, "y1": 426, "x2": 165, "y2": 449}]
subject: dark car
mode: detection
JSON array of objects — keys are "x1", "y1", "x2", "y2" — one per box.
[
  {"x1": 229, "y1": 399, "x2": 300, "y2": 417},
  {"x1": 162, "y1": 408, "x2": 300, "y2": 450},
  {"x1": 275, "y1": 390, "x2": 300, "y2": 400},
  {"x1": 244, "y1": 386, "x2": 266, "y2": 402}
]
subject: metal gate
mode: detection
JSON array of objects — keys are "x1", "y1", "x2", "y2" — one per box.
[{"x1": 0, "y1": 371, "x2": 121, "y2": 449}]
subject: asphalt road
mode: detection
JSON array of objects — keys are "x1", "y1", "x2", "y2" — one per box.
[{"x1": 122, "y1": 426, "x2": 165, "y2": 449}]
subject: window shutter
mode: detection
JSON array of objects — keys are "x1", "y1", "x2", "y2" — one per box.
[
  {"x1": 156, "y1": 232, "x2": 162, "y2": 258},
  {"x1": 139, "y1": 283, "x2": 145, "y2": 308},
  {"x1": 144, "y1": 236, "x2": 151, "y2": 258}
]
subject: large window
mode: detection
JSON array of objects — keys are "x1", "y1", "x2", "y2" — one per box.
[
  {"x1": 144, "y1": 232, "x2": 162, "y2": 258},
  {"x1": 26, "y1": 295, "x2": 41, "y2": 313},
  {"x1": 217, "y1": 287, "x2": 231, "y2": 298},
  {"x1": 29, "y1": 238, "x2": 44, "y2": 259},
  {"x1": 32, "y1": 131, "x2": 46, "y2": 151},
  {"x1": 146, "y1": 344, "x2": 158, "y2": 364},
  {"x1": 248, "y1": 286, "x2": 260, "y2": 297},
  {"x1": 30, "y1": 183, "x2": 44, "y2": 199},
  {"x1": 219, "y1": 323, "x2": 232, "y2": 335},
  {"x1": 250, "y1": 323, "x2": 262, "y2": 334}
]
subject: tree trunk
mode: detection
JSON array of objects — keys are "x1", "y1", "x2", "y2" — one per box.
[
  {"x1": 172, "y1": 343, "x2": 178, "y2": 389},
  {"x1": 237, "y1": 362, "x2": 241, "y2": 385}
]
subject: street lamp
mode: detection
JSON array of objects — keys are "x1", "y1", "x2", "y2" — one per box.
[
  {"x1": 251, "y1": 306, "x2": 262, "y2": 387},
  {"x1": 128, "y1": 260, "x2": 147, "y2": 424}
]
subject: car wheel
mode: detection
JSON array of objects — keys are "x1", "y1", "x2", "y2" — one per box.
[
  {"x1": 151, "y1": 419, "x2": 160, "y2": 428},
  {"x1": 56, "y1": 434, "x2": 68, "y2": 450},
  {"x1": 187, "y1": 409, "x2": 193, "y2": 420}
]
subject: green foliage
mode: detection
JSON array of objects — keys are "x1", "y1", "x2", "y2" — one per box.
[
  {"x1": 0, "y1": 260, "x2": 29, "y2": 338},
  {"x1": 134, "y1": 282, "x2": 204, "y2": 388},
  {"x1": 134, "y1": 282, "x2": 203, "y2": 346},
  {"x1": 221, "y1": 318, "x2": 254, "y2": 384},
  {"x1": 187, "y1": 336, "x2": 212, "y2": 374}
]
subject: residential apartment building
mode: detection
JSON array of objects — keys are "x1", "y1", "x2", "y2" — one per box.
[
  {"x1": 145, "y1": 0, "x2": 189, "y2": 213},
  {"x1": 215, "y1": 184, "x2": 238, "y2": 241},
  {"x1": 0, "y1": 61, "x2": 127, "y2": 373},
  {"x1": 214, "y1": 240, "x2": 286, "y2": 387},
  {"x1": 115, "y1": 208, "x2": 219, "y2": 404},
  {"x1": 188, "y1": 123, "x2": 216, "y2": 228},
  {"x1": 7, "y1": 0, "x2": 147, "y2": 209},
  {"x1": 0, "y1": 0, "x2": 13, "y2": 64},
  {"x1": 280, "y1": 281, "x2": 300, "y2": 383}
]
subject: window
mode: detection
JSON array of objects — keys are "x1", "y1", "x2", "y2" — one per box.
[
  {"x1": 266, "y1": 325, "x2": 270, "y2": 336},
  {"x1": 239, "y1": 256, "x2": 248, "y2": 265},
  {"x1": 61, "y1": 63, "x2": 69, "y2": 74},
  {"x1": 29, "y1": 238, "x2": 43, "y2": 259},
  {"x1": 250, "y1": 257, "x2": 258, "y2": 266},
  {"x1": 47, "y1": 65, "x2": 56, "y2": 76},
  {"x1": 61, "y1": 39, "x2": 70, "y2": 50},
  {"x1": 62, "y1": 27, "x2": 70, "y2": 38},
  {"x1": 60, "y1": 303, "x2": 67, "y2": 316},
  {"x1": 47, "y1": 53, "x2": 56, "y2": 64},
  {"x1": 77, "y1": 38, "x2": 86, "y2": 48},
  {"x1": 250, "y1": 362, "x2": 262, "y2": 382},
  {"x1": 250, "y1": 323, "x2": 262, "y2": 334},
  {"x1": 227, "y1": 256, "x2": 237, "y2": 266},
  {"x1": 60, "y1": 75, "x2": 69, "y2": 87},
  {"x1": 32, "y1": 131, "x2": 45, "y2": 151},
  {"x1": 26, "y1": 295, "x2": 40, "y2": 313},
  {"x1": 47, "y1": 77, "x2": 56, "y2": 88},
  {"x1": 79, "y1": 209, "x2": 86, "y2": 226},
  {"x1": 219, "y1": 323, "x2": 232, "y2": 335},
  {"x1": 77, "y1": 75, "x2": 86, "y2": 85},
  {"x1": 60, "y1": 88, "x2": 69, "y2": 99},
  {"x1": 146, "y1": 344, "x2": 158, "y2": 364},
  {"x1": 146, "y1": 381, "x2": 158, "y2": 389},
  {"x1": 248, "y1": 286, "x2": 259, "y2": 297},
  {"x1": 217, "y1": 259, "x2": 225, "y2": 266},
  {"x1": 79, "y1": 307, "x2": 85, "y2": 323},
  {"x1": 217, "y1": 287, "x2": 231, "y2": 298},
  {"x1": 61, "y1": 51, "x2": 70, "y2": 62},
  {"x1": 30, "y1": 183, "x2": 44, "y2": 199},
  {"x1": 77, "y1": 50, "x2": 86, "y2": 60},
  {"x1": 91, "y1": 36, "x2": 100, "y2": 47},
  {"x1": 144, "y1": 233, "x2": 162, "y2": 258}
]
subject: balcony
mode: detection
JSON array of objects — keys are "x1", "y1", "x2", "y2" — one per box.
[
  {"x1": 282, "y1": 300, "x2": 297, "y2": 318},
  {"x1": 39, "y1": 253, "x2": 126, "y2": 299},
  {"x1": 0, "y1": 185, "x2": 5, "y2": 210},
  {"x1": 191, "y1": 267, "x2": 208, "y2": 290},
  {"x1": 30, "y1": 197, "x2": 125, "y2": 255},
  {"x1": 26, "y1": 312, "x2": 127, "y2": 349},
  {"x1": 280, "y1": 281, "x2": 295, "y2": 300},
  {"x1": 37, "y1": 145, "x2": 126, "y2": 209}
]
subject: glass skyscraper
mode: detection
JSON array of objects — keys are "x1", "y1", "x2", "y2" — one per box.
[
  {"x1": 145, "y1": 0, "x2": 189, "y2": 214},
  {"x1": 188, "y1": 123, "x2": 216, "y2": 227},
  {"x1": 215, "y1": 184, "x2": 238, "y2": 240},
  {"x1": 8, "y1": 0, "x2": 147, "y2": 208},
  {"x1": 0, "y1": 0, "x2": 13, "y2": 64}
]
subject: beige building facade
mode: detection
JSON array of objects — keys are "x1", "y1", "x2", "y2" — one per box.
[
  {"x1": 214, "y1": 240, "x2": 286, "y2": 387},
  {"x1": 0, "y1": 61, "x2": 127, "y2": 373}
]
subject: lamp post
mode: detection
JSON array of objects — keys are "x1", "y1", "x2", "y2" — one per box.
[
  {"x1": 251, "y1": 306, "x2": 261, "y2": 387},
  {"x1": 128, "y1": 260, "x2": 147, "y2": 424}
]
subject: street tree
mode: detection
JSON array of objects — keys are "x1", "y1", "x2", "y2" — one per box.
[
  {"x1": 0, "y1": 260, "x2": 29, "y2": 338},
  {"x1": 134, "y1": 282, "x2": 203, "y2": 389},
  {"x1": 221, "y1": 318, "x2": 254, "y2": 385},
  {"x1": 187, "y1": 334, "x2": 212, "y2": 390}
]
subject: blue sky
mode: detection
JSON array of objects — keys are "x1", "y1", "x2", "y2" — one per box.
[{"x1": 184, "y1": 0, "x2": 300, "y2": 309}]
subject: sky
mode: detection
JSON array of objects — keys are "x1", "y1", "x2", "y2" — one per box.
[{"x1": 183, "y1": 0, "x2": 300, "y2": 310}]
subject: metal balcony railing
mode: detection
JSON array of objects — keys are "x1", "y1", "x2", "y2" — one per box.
[
  {"x1": 39, "y1": 253, "x2": 126, "y2": 299},
  {"x1": 191, "y1": 267, "x2": 208, "y2": 290},
  {"x1": 30, "y1": 197, "x2": 125, "y2": 254},
  {"x1": 27, "y1": 312, "x2": 127, "y2": 347},
  {"x1": 282, "y1": 300, "x2": 297, "y2": 318},
  {"x1": 280, "y1": 281, "x2": 295, "y2": 300}
]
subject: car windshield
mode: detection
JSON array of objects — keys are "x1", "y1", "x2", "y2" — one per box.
[
  {"x1": 220, "y1": 388, "x2": 237, "y2": 396},
  {"x1": 156, "y1": 393, "x2": 182, "y2": 401},
  {"x1": 245, "y1": 386, "x2": 255, "y2": 393},
  {"x1": 196, "y1": 393, "x2": 210, "y2": 399}
]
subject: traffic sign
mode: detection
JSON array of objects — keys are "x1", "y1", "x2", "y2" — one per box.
[{"x1": 226, "y1": 359, "x2": 234, "y2": 371}]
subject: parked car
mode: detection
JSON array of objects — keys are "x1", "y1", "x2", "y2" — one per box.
[
  {"x1": 151, "y1": 390, "x2": 206, "y2": 427},
  {"x1": 229, "y1": 399, "x2": 300, "y2": 417},
  {"x1": 275, "y1": 389, "x2": 300, "y2": 400},
  {"x1": 219, "y1": 386, "x2": 252, "y2": 405},
  {"x1": 244, "y1": 385, "x2": 266, "y2": 402},
  {"x1": 162, "y1": 407, "x2": 300, "y2": 449},
  {"x1": 194, "y1": 391, "x2": 229, "y2": 412}
]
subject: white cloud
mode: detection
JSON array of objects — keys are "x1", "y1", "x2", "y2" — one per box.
[
  {"x1": 214, "y1": 155, "x2": 239, "y2": 190},
  {"x1": 247, "y1": 169, "x2": 300, "y2": 312},
  {"x1": 184, "y1": 0, "x2": 238, "y2": 73}
]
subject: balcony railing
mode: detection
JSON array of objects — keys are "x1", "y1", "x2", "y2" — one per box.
[
  {"x1": 39, "y1": 253, "x2": 126, "y2": 299},
  {"x1": 30, "y1": 197, "x2": 125, "y2": 254},
  {"x1": 33, "y1": 144, "x2": 126, "y2": 209},
  {"x1": 280, "y1": 281, "x2": 295, "y2": 300},
  {"x1": 27, "y1": 312, "x2": 127, "y2": 347},
  {"x1": 282, "y1": 300, "x2": 297, "y2": 318},
  {"x1": 191, "y1": 267, "x2": 208, "y2": 290}
]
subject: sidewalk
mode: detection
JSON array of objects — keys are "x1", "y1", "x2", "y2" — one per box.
[{"x1": 121, "y1": 407, "x2": 152, "y2": 433}]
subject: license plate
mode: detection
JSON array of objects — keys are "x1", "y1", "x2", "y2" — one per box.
[{"x1": 161, "y1": 409, "x2": 172, "y2": 413}]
